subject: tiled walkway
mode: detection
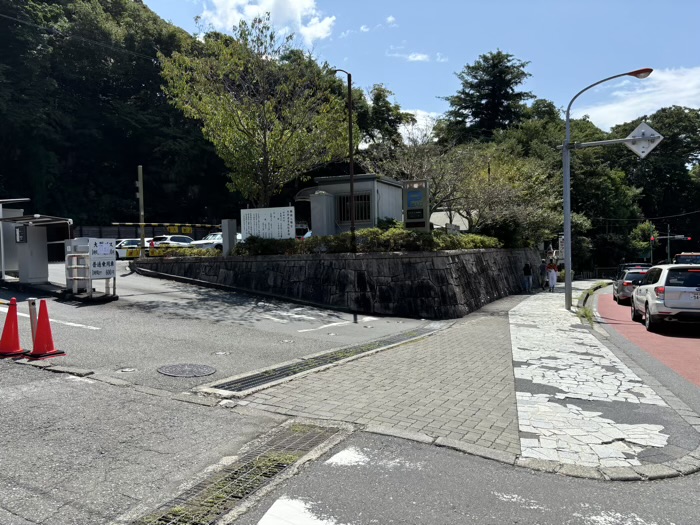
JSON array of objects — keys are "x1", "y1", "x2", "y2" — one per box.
[{"x1": 245, "y1": 299, "x2": 523, "y2": 455}]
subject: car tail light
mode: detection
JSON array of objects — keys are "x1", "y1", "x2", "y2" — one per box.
[
  {"x1": 654, "y1": 286, "x2": 665, "y2": 299},
  {"x1": 623, "y1": 281, "x2": 632, "y2": 286}
]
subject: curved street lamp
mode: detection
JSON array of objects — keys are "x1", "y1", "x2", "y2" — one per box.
[
  {"x1": 562, "y1": 68, "x2": 653, "y2": 310},
  {"x1": 330, "y1": 68, "x2": 356, "y2": 251}
]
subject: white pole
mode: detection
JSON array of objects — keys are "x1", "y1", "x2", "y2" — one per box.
[{"x1": 0, "y1": 203, "x2": 5, "y2": 280}]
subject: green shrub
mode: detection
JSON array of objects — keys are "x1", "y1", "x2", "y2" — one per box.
[
  {"x1": 152, "y1": 246, "x2": 220, "y2": 257},
  {"x1": 227, "y1": 229, "x2": 500, "y2": 256}
]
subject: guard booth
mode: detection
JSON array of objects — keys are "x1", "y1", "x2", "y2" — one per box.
[{"x1": 0, "y1": 210, "x2": 72, "y2": 284}]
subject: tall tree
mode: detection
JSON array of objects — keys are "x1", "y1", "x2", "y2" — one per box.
[
  {"x1": 437, "y1": 50, "x2": 534, "y2": 145},
  {"x1": 160, "y1": 15, "x2": 349, "y2": 207}
]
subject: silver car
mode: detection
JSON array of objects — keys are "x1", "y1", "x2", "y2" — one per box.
[
  {"x1": 631, "y1": 265, "x2": 700, "y2": 332},
  {"x1": 613, "y1": 269, "x2": 648, "y2": 304}
]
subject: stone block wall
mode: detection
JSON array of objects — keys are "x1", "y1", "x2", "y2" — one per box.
[{"x1": 134, "y1": 248, "x2": 541, "y2": 319}]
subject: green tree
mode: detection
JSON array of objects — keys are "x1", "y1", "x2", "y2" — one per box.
[
  {"x1": 437, "y1": 50, "x2": 534, "y2": 145},
  {"x1": 607, "y1": 106, "x2": 700, "y2": 247},
  {"x1": 160, "y1": 15, "x2": 350, "y2": 207}
]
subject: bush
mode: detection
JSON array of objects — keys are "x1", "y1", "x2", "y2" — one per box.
[
  {"x1": 150, "y1": 246, "x2": 220, "y2": 257},
  {"x1": 229, "y1": 229, "x2": 501, "y2": 256}
]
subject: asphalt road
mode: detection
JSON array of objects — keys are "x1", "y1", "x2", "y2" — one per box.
[
  {"x1": 233, "y1": 432, "x2": 700, "y2": 525},
  {"x1": 0, "y1": 262, "x2": 435, "y2": 393}
]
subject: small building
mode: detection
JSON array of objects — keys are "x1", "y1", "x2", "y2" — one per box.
[{"x1": 296, "y1": 174, "x2": 403, "y2": 236}]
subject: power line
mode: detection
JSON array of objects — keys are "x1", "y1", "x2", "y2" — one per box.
[
  {"x1": 0, "y1": 11, "x2": 159, "y2": 63},
  {"x1": 590, "y1": 209, "x2": 700, "y2": 222}
]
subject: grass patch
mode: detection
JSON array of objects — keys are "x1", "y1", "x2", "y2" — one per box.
[{"x1": 577, "y1": 306, "x2": 595, "y2": 326}]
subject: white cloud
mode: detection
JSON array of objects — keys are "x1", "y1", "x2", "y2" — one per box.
[
  {"x1": 360, "y1": 24, "x2": 370, "y2": 32},
  {"x1": 386, "y1": 49, "x2": 430, "y2": 62},
  {"x1": 436, "y1": 52, "x2": 448, "y2": 63},
  {"x1": 386, "y1": 15, "x2": 397, "y2": 26},
  {"x1": 408, "y1": 53, "x2": 430, "y2": 62},
  {"x1": 399, "y1": 109, "x2": 441, "y2": 143},
  {"x1": 572, "y1": 67, "x2": 700, "y2": 130},
  {"x1": 200, "y1": 0, "x2": 335, "y2": 46},
  {"x1": 339, "y1": 29, "x2": 354, "y2": 38}
]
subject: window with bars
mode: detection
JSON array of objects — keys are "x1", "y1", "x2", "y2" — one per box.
[{"x1": 336, "y1": 193, "x2": 371, "y2": 223}]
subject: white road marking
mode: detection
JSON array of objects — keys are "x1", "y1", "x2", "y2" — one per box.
[
  {"x1": 492, "y1": 492, "x2": 549, "y2": 511},
  {"x1": 269, "y1": 310, "x2": 317, "y2": 321},
  {"x1": 325, "y1": 447, "x2": 369, "y2": 466},
  {"x1": 298, "y1": 321, "x2": 350, "y2": 333},
  {"x1": 325, "y1": 447, "x2": 424, "y2": 470},
  {"x1": 257, "y1": 496, "x2": 339, "y2": 525},
  {"x1": 261, "y1": 315, "x2": 289, "y2": 324},
  {"x1": 0, "y1": 307, "x2": 101, "y2": 330},
  {"x1": 573, "y1": 510, "x2": 666, "y2": 525}
]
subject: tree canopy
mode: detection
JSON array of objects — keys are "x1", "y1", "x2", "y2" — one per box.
[{"x1": 436, "y1": 50, "x2": 534, "y2": 145}]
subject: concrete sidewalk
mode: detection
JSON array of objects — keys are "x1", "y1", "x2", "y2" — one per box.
[{"x1": 240, "y1": 281, "x2": 700, "y2": 480}]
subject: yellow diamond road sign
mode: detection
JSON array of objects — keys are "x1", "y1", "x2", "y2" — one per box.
[{"x1": 625, "y1": 122, "x2": 663, "y2": 159}]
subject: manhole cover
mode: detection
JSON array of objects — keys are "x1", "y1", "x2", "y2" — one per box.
[{"x1": 157, "y1": 364, "x2": 217, "y2": 378}]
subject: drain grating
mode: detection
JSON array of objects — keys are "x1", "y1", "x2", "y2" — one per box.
[
  {"x1": 158, "y1": 364, "x2": 217, "y2": 378},
  {"x1": 211, "y1": 327, "x2": 433, "y2": 393},
  {"x1": 133, "y1": 424, "x2": 338, "y2": 525}
]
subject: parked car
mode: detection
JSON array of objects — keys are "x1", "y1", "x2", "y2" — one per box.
[
  {"x1": 115, "y1": 239, "x2": 140, "y2": 259},
  {"x1": 612, "y1": 268, "x2": 648, "y2": 304},
  {"x1": 116, "y1": 238, "x2": 151, "y2": 259},
  {"x1": 150, "y1": 235, "x2": 194, "y2": 248},
  {"x1": 190, "y1": 232, "x2": 223, "y2": 251},
  {"x1": 631, "y1": 264, "x2": 700, "y2": 331}
]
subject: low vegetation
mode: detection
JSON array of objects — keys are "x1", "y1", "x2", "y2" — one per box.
[{"x1": 231, "y1": 228, "x2": 501, "y2": 256}]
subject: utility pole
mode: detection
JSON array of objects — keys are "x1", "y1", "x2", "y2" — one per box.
[{"x1": 137, "y1": 166, "x2": 145, "y2": 254}]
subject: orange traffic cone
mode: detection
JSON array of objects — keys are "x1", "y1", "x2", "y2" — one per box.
[
  {"x1": 0, "y1": 298, "x2": 27, "y2": 358},
  {"x1": 26, "y1": 300, "x2": 65, "y2": 360}
]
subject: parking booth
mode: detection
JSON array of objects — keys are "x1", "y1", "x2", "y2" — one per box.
[{"x1": 0, "y1": 212, "x2": 72, "y2": 285}]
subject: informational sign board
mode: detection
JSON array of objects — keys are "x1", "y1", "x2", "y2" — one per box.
[
  {"x1": 14, "y1": 225, "x2": 27, "y2": 243},
  {"x1": 241, "y1": 207, "x2": 295, "y2": 240},
  {"x1": 88, "y1": 238, "x2": 116, "y2": 280},
  {"x1": 403, "y1": 180, "x2": 430, "y2": 232}
]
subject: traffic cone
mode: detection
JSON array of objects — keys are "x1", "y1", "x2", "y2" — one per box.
[
  {"x1": 26, "y1": 300, "x2": 65, "y2": 360},
  {"x1": 0, "y1": 298, "x2": 27, "y2": 358}
]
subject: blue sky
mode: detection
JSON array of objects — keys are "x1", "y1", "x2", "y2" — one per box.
[{"x1": 143, "y1": 0, "x2": 700, "y2": 131}]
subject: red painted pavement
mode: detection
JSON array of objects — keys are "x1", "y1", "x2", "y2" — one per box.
[{"x1": 596, "y1": 292, "x2": 700, "y2": 387}]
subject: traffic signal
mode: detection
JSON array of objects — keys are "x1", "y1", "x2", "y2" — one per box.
[{"x1": 650, "y1": 236, "x2": 655, "y2": 242}]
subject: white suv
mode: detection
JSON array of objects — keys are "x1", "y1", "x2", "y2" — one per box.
[{"x1": 631, "y1": 264, "x2": 700, "y2": 332}]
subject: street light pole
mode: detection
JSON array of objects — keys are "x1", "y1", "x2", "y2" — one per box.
[
  {"x1": 562, "y1": 68, "x2": 652, "y2": 310},
  {"x1": 331, "y1": 68, "x2": 355, "y2": 251}
]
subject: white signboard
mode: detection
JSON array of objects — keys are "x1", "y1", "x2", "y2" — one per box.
[
  {"x1": 89, "y1": 238, "x2": 116, "y2": 280},
  {"x1": 241, "y1": 207, "x2": 295, "y2": 240}
]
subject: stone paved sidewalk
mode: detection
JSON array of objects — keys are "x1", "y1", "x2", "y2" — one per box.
[
  {"x1": 244, "y1": 297, "x2": 525, "y2": 456},
  {"x1": 238, "y1": 283, "x2": 700, "y2": 479}
]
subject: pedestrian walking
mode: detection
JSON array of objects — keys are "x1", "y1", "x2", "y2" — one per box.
[
  {"x1": 546, "y1": 259, "x2": 558, "y2": 292},
  {"x1": 523, "y1": 262, "x2": 533, "y2": 293},
  {"x1": 538, "y1": 259, "x2": 547, "y2": 290}
]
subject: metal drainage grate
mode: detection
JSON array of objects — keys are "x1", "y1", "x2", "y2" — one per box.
[
  {"x1": 157, "y1": 364, "x2": 217, "y2": 378},
  {"x1": 213, "y1": 327, "x2": 434, "y2": 393},
  {"x1": 134, "y1": 424, "x2": 338, "y2": 525}
]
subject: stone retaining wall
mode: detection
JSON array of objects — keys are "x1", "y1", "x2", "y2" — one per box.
[{"x1": 134, "y1": 248, "x2": 541, "y2": 319}]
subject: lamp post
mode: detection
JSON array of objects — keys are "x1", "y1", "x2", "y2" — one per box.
[
  {"x1": 331, "y1": 68, "x2": 356, "y2": 251},
  {"x1": 562, "y1": 68, "x2": 652, "y2": 310}
]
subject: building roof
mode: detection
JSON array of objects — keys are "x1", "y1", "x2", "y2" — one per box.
[{"x1": 0, "y1": 214, "x2": 72, "y2": 227}]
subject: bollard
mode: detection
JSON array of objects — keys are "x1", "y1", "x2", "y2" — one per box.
[
  {"x1": 27, "y1": 297, "x2": 38, "y2": 344},
  {"x1": 353, "y1": 313, "x2": 357, "y2": 324}
]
